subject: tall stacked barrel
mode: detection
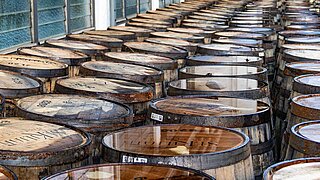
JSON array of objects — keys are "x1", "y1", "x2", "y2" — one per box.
[{"x1": 0, "y1": 0, "x2": 319, "y2": 179}]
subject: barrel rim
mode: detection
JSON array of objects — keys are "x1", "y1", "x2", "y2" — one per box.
[
  {"x1": 0, "y1": 165, "x2": 18, "y2": 180},
  {"x1": 293, "y1": 73, "x2": 320, "y2": 94},
  {"x1": 291, "y1": 94, "x2": 320, "y2": 119}
]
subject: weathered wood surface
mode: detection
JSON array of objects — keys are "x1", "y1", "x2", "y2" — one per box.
[
  {"x1": 108, "y1": 26, "x2": 153, "y2": 41},
  {"x1": 186, "y1": 55, "x2": 264, "y2": 66},
  {"x1": 182, "y1": 19, "x2": 226, "y2": 25},
  {"x1": 182, "y1": 22, "x2": 229, "y2": 30},
  {"x1": 102, "y1": 124, "x2": 254, "y2": 179},
  {"x1": 0, "y1": 118, "x2": 91, "y2": 180},
  {"x1": 43, "y1": 163, "x2": 214, "y2": 180},
  {"x1": 84, "y1": 30, "x2": 136, "y2": 42},
  {"x1": 292, "y1": 74, "x2": 320, "y2": 96},
  {"x1": 145, "y1": 38, "x2": 197, "y2": 55},
  {"x1": 198, "y1": 43, "x2": 265, "y2": 57},
  {"x1": 226, "y1": 27, "x2": 276, "y2": 41},
  {"x1": 136, "y1": 13, "x2": 177, "y2": 24},
  {"x1": 277, "y1": 30, "x2": 320, "y2": 47},
  {"x1": 150, "y1": 31, "x2": 205, "y2": 43},
  {"x1": 126, "y1": 22, "x2": 170, "y2": 32},
  {"x1": 214, "y1": 31, "x2": 267, "y2": 40},
  {"x1": 130, "y1": 18, "x2": 173, "y2": 27}
]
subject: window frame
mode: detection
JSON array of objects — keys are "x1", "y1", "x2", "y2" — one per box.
[{"x1": 115, "y1": 0, "x2": 152, "y2": 25}]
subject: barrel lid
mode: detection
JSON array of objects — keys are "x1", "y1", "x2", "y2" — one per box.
[
  {"x1": 123, "y1": 42, "x2": 188, "y2": 60},
  {"x1": 286, "y1": 24, "x2": 320, "y2": 30},
  {"x1": 55, "y1": 77, "x2": 153, "y2": 103},
  {"x1": 137, "y1": 13, "x2": 176, "y2": 21},
  {"x1": 157, "y1": 8, "x2": 191, "y2": 16},
  {"x1": 127, "y1": 22, "x2": 170, "y2": 30},
  {"x1": 182, "y1": 19, "x2": 226, "y2": 25},
  {"x1": 284, "y1": 49, "x2": 320, "y2": 62},
  {"x1": 192, "y1": 12, "x2": 229, "y2": 19},
  {"x1": 212, "y1": 38, "x2": 262, "y2": 47},
  {"x1": 0, "y1": 70, "x2": 42, "y2": 98},
  {"x1": 43, "y1": 163, "x2": 213, "y2": 180},
  {"x1": 16, "y1": 94, "x2": 133, "y2": 128},
  {"x1": 0, "y1": 55, "x2": 68, "y2": 78},
  {"x1": 104, "y1": 52, "x2": 178, "y2": 70},
  {"x1": 226, "y1": 27, "x2": 274, "y2": 34},
  {"x1": 80, "y1": 61, "x2": 164, "y2": 83},
  {"x1": 286, "y1": 37, "x2": 320, "y2": 44},
  {"x1": 67, "y1": 34, "x2": 123, "y2": 47},
  {"x1": 293, "y1": 74, "x2": 320, "y2": 94},
  {"x1": 0, "y1": 165, "x2": 16, "y2": 180},
  {"x1": 199, "y1": 9, "x2": 233, "y2": 17},
  {"x1": 84, "y1": 30, "x2": 136, "y2": 40},
  {"x1": 269, "y1": 160, "x2": 320, "y2": 180},
  {"x1": 180, "y1": 65, "x2": 266, "y2": 77},
  {"x1": 230, "y1": 20, "x2": 263, "y2": 24},
  {"x1": 145, "y1": 38, "x2": 197, "y2": 49},
  {"x1": 198, "y1": 43, "x2": 264, "y2": 56},
  {"x1": 103, "y1": 124, "x2": 247, "y2": 156},
  {"x1": 281, "y1": 44, "x2": 320, "y2": 51},
  {"x1": 147, "y1": 10, "x2": 183, "y2": 18},
  {"x1": 45, "y1": 39, "x2": 108, "y2": 55},
  {"x1": 232, "y1": 16, "x2": 264, "y2": 20},
  {"x1": 278, "y1": 30, "x2": 320, "y2": 38},
  {"x1": 108, "y1": 26, "x2": 153, "y2": 35},
  {"x1": 151, "y1": 32, "x2": 204, "y2": 42},
  {"x1": 182, "y1": 23, "x2": 229, "y2": 30},
  {"x1": 17, "y1": 46, "x2": 90, "y2": 66},
  {"x1": 284, "y1": 62, "x2": 320, "y2": 76},
  {"x1": 187, "y1": 55, "x2": 263, "y2": 66},
  {"x1": 291, "y1": 94, "x2": 320, "y2": 119},
  {"x1": 130, "y1": 18, "x2": 172, "y2": 25},
  {"x1": 214, "y1": 31, "x2": 266, "y2": 40},
  {"x1": 167, "y1": 27, "x2": 215, "y2": 36},
  {"x1": 188, "y1": 15, "x2": 227, "y2": 22},
  {"x1": 295, "y1": 121, "x2": 320, "y2": 143}
]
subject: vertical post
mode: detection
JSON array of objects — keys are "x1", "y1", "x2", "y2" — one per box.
[
  {"x1": 65, "y1": 0, "x2": 71, "y2": 34},
  {"x1": 151, "y1": 0, "x2": 159, "y2": 10},
  {"x1": 30, "y1": 0, "x2": 39, "y2": 43},
  {"x1": 94, "y1": 0, "x2": 111, "y2": 29}
]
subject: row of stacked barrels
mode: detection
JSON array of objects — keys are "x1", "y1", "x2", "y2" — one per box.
[{"x1": 0, "y1": 0, "x2": 318, "y2": 179}]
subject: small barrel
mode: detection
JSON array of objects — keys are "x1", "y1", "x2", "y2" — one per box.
[
  {"x1": 198, "y1": 43, "x2": 265, "y2": 57},
  {"x1": 84, "y1": 30, "x2": 136, "y2": 42},
  {"x1": 285, "y1": 120, "x2": 320, "y2": 160},
  {"x1": 79, "y1": 61, "x2": 164, "y2": 98},
  {"x1": 167, "y1": 77, "x2": 270, "y2": 104},
  {"x1": 43, "y1": 163, "x2": 214, "y2": 180},
  {"x1": 0, "y1": 70, "x2": 42, "y2": 117},
  {"x1": 147, "y1": 96, "x2": 274, "y2": 177},
  {"x1": 150, "y1": 31, "x2": 205, "y2": 44},
  {"x1": 167, "y1": 27, "x2": 214, "y2": 44},
  {"x1": 179, "y1": 65, "x2": 268, "y2": 82},
  {"x1": 0, "y1": 118, "x2": 91, "y2": 179},
  {"x1": 263, "y1": 157, "x2": 320, "y2": 180},
  {"x1": 45, "y1": 39, "x2": 108, "y2": 59},
  {"x1": 55, "y1": 77, "x2": 153, "y2": 126},
  {"x1": 104, "y1": 52, "x2": 178, "y2": 88},
  {"x1": 126, "y1": 22, "x2": 170, "y2": 32},
  {"x1": 67, "y1": 34, "x2": 123, "y2": 52},
  {"x1": 102, "y1": 124, "x2": 254, "y2": 179},
  {"x1": 108, "y1": 26, "x2": 153, "y2": 42},
  {"x1": 0, "y1": 55, "x2": 68, "y2": 93},
  {"x1": 145, "y1": 38, "x2": 197, "y2": 55},
  {"x1": 130, "y1": 18, "x2": 173, "y2": 27},
  {"x1": 0, "y1": 165, "x2": 17, "y2": 180},
  {"x1": 15, "y1": 94, "x2": 133, "y2": 163},
  {"x1": 186, "y1": 55, "x2": 264, "y2": 66},
  {"x1": 292, "y1": 74, "x2": 320, "y2": 97},
  {"x1": 17, "y1": 46, "x2": 90, "y2": 77}
]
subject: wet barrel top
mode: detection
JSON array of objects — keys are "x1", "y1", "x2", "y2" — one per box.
[
  {"x1": 186, "y1": 55, "x2": 263, "y2": 66},
  {"x1": 226, "y1": 27, "x2": 275, "y2": 35},
  {"x1": 293, "y1": 121, "x2": 320, "y2": 144},
  {"x1": 198, "y1": 43, "x2": 264, "y2": 56},
  {"x1": 278, "y1": 30, "x2": 320, "y2": 38},
  {"x1": 17, "y1": 46, "x2": 90, "y2": 66},
  {"x1": 45, "y1": 39, "x2": 108, "y2": 54},
  {"x1": 84, "y1": 30, "x2": 136, "y2": 41},
  {"x1": 150, "y1": 32, "x2": 204, "y2": 42},
  {"x1": 284, "y1": 62, "x2": 320, "y2": 76},
  {"x1": 286, "y1": 37, "x2": 320, "y2": 44},
  {"x1": 182, "y1": 23, "x2": 229, "y2": 30},
  {"x1": 104, "y1": 52, "x2": 178, "y2": 70},
  {"x1": 145, "y1": 38, "x2": 197, "y2": 49},
  {"x1": 67, "y1": 34, "x2": 123, "y2": 47},
  {"x1": 180, "y1": 65, "x2": 266, "y2": 77},
  {"x1": 167, "y1": 27, "x2": 215, "y2": 37},
  {"x1": 43, "y1": 163, "x2": 213, "y2": 180},
  {"x1": 293, "y1": 74, "x2": 320, "y2": 94},
  {"x1": 212, "y1": 38, "x2": 263, "y2": 48},
  {"x1": 291, "y1": 94, "x2": 320, "y2": 120},
  {"x1": 284, "y1": 49, "x2": 320, "y2": 62},
  {"x1": 192, "y1": 12, "x2": 229, "y2": 19},
  {"x1": 55, "y1": 77, "x2": 153, "y2": 103},
  {"x1": 281, "y1": 44, "x2": 320, "y2": 51},
  {"x1": 15, "y1": 94, "x2": 132, "y2": 127},
  {"x1": 80, "y1": 61, "x2": 164, "y2": 83},
  {"x1": 182, "y1": 19, "x2": 226, "y2": 25},
  {"x1": 264, "y1": 158, "x2": 320, "y2": 180},
  {"x1": 102, "y1": 124, "x2": 247, "y2": 156},
  {"x1": 0, "y1": 70, "x2": 42, "y2": 98},
  {"x1": 214, "y1": 31, "x2": 267, "y2": 40},
  {"x1": 0, "y1": 55, "x2": 68, "y2": 78},
  {"x1": 0, "y1": 118, "x2": 90, "y2": 166}
]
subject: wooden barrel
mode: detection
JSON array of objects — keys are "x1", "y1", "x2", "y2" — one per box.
[
  {"x1": 45, "y1": 39, "x2": 108, "y2": 59},
  {"x1": 211, "y1": 38, "x2": 263, "y2": 48},
  {"x1": 0, "y1": 55, "x2": 68, "y2": 93},
  {"x1": 136, "y1": 13, "x2": 177, "y2": 25},
  {"x1": 167, "y1": 27, "x2": 214, "y2": 44},
  {"x1": 150, "y1": 31, "x2": 205, "y2": 44},
  {"x1": 192, "y1": 12, "x2": 229, "y2": 21},
  {"x1": 67, "y1": 34, "x2": 123, "y2": 52},
  {"x1": 181, "y1": 22, "x2": 229, "y2": 30},
  {"x1": 84, "y1": 30, "x2": 136, "y2": 42},
  {"x1": 0, "y1": 70, "x2": 42, "y2": 117},
  {"x1": 186, "y1": 55, "x2": 264, "y2": 66},
  {"x1": 157, "y1": 8, "x2": 192, "y2": 16},
  {"x1": 179, "y1": 65, "x2": 268, "y2": 82},
  {"x1": 198, "y1": 43, "x2": 265, "y2": 58},
  {"x1": 182, "y1": 18, "x2": 227, "y2": 25},
  {"x1": 17, "y1": 46, "x2": 90, "y2": 77},
  {"x1": 292, "y1": 74, "x2": 320, "y2": 97},
  {"x1": 55, "y1": 77, "x2": 153, "y2": 126},
  {"x1": 0, "y1": 165, "x2": 17, "y2": 180},
  {"x1": 104, "y1": 52, "x2": 178, "y2": 88},
  {"x1": 0, "y1": 118, "x2": 91, "y2": 179},
  {"x1": 226, "y1": 27, "x2": 277, "y2": 42},
  {"x1": 147, "y1": 96, "x2": 274, "y2": 177},
  {"x1": 232, "y1": 16, "x2": 274, "y2": 25},
  {"x1": 285, "y1": 24, "x2": 320, "y2": 30},
  {"x1": 263, "y1": 157, "x2": 320, "y2": 180},
  {"x1": 277, "y1": 30, "x2": 320, "y2": 48},
  {"x1": 108, "y1": 26, "x2": 153, "y2": 42},
  {"x1": 126, "y1": 22, "x2": 170, "y2": 32},
  {"x1": 230, "y1": 20, "x2": 265, "y2": 27},
  {"x1": 15, "y1": 94, "x2": 133, "y2": 163},
  {"x1": 285, "y1": 120, "x2": 320, "y2": 160},
  {"x1": 285, "y1": 36, "x2": 320, "y2": 44},
  {"x1": 102, "y1": 124, "x2": 254, "y2": 179},
  {"x1": 145, "y1": 38, "x2": 197, "y2": 55},
  {"x1": 199, "y1": 9, "x2": 234, "y2": 18},
  {"x1": 167, "y1": 77, "x2": 270, "y2": 104},
  {"x1": 43, "y1": 163, "x2": 214, "y2": 180},
  {"x1": 79, "y1": 61, "x2": 164, "y2": 98},
  {"x1": 130, "y1": 18, "x2": 173, "y2": 27},
  {"x1": 147, "y1": 10, "x2": 184, "y2": 26}
]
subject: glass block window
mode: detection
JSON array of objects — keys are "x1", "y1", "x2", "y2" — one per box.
[
  {"x1": 159, "y1": 0, "x2": 165, "y2": 8},
  {"x1": 139, "y1": 0, "x2": 150, "y2": 13},
  {"x1": 37, "y1": 0, "x2": 65, "y2": 40},
  {"x1": 70, "y1": 0, "x2": 92, "y2": 32},
  {"x1": 0, "y1": 0, "x2": 31, "y2": 50},
  {"x1": 115, "y1": 0, "x2": 125, "y2": 20},
  {"x1": 126, "y1": 0, "x2": 137, "y2": 17},
  {"x1": 165, "y1": 0, "x2": 173, "y2": 6}
]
